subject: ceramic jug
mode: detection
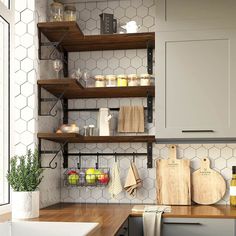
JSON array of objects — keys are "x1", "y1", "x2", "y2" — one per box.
[{"x1": 98, "y1": 108, "x2": 112, "y2": 136}]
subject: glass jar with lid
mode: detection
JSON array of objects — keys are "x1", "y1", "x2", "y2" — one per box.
[
  {"x1": 128, "y1": 74, "x2": 139, "y2": 86},
  {"x1": 105, "y1": 75, "x2": 117, "y2": 87},
  {"x1": 117, "y1": 74, "x2": 128, "y2": 87},
  {"x1": 50, "y1": 1, "x2": 64, "y2": 22},
  {"x1": 64, "y1": 5, "x2": 77, "y2": 21},
  {"x1": 94, "y1": 75, "x2": 105, "y2": 87},
  {"x1": 140, "y1": 74, "x2": 151, "y2": 86}
]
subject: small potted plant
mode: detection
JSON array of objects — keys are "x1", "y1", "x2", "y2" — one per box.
[{"x1": 7, "y1": 149, "x2": 43, "y2": 219}]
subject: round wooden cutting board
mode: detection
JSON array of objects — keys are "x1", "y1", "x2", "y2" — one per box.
[{"x1": 192, "y1": 157, "x2": 226, "y2": 205}]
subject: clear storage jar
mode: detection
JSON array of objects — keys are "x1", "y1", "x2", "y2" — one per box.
[
  {"x1": 105, "y1": 75, "x2": 117, "y2": 87},
  {"x1": 117, "y1": 75, "x2": 128, "y2": 87},
  {"x1": 64, "y1": 5, "x2": 76, "y2": 21},
  {"x1": 128, "y1": 74, "x2": 139, "y2": 86},
  {"x1": 95, "y1": 75, "x2": 105, "y2": 87},
  {"x1": 140, "y1": 74, "x2": 151, "y2": 86},
  {"x1": 50, "y1": 2, "x2": 64, "y2": 22}
]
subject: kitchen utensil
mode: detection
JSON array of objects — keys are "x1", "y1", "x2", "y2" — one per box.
[
  {"x1": 156, "y1": 145, "x2": 191, "y2": 205},
  {"x1": 192, "y1": 157, "x2": 226, "y2": 205},
  {"x1": 98, "y1": 108, "x2": 112, "y2": 136},
  {"x1": 100, "y1": 13, "x2": 117, "y2": 34},
  {"x1": 121, "y1": 21, "x2": 141, "y2": 33}
]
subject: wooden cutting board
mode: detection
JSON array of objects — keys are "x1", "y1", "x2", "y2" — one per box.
[
  {"x1": 156, "y1": 145, "x2": 191, "y2": 205},
  {"x1": 192, "y1": 157, "x2": 226, "y2": 205}
]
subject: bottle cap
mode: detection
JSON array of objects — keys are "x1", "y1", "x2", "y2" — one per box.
[{"x1": 232, "y1": 166, "x2": 236, "y2": 174}]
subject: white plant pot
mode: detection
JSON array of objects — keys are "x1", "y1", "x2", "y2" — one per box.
[{"x1": 12, "y1": 191, "x2": 39, "y2": 219}]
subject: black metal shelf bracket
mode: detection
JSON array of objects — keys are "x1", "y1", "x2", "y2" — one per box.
[
  {"x1": 147, "y1": 41, "x2": 154, "y2": 75},
  {"x1": 38, "y1": 27, "x2": 69, "y2": 60},
  {"x1": 147, "y1": 92, "x2": 153, "y2": 123},
  {"x1": 38, "y1": 85, "x2": 66, "y2": 117},
  {"x1": 38, "y1": 138, "x2": 68, "y2": 169},
  {"x1": 147, "y1": 142, "x2": 153, "y2": 168}
]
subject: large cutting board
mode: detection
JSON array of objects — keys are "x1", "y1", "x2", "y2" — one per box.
[
  {"x1": 156, "y1": 145, "x2": 191, "y2": 205},
  {"x1": 192, "y1": 157, "x2": 226, "y2": 205}
]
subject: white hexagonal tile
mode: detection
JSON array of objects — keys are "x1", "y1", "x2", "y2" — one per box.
[
  {"x1": 120, "y1": 57, "x2": 130, "y2": 69},
  {"x1": 196, "y1": 146, "x2": 208, "y2": 158},
  {"x1": 126, "y1": 6, "x2": 136, "y2": 18},
  {"x1": 190, "y1": 157, "x2": 201, "y2": 170},
  {"x1": 80, "y1": 9, "x2": 91, "y2": 21},
  {"x1": 15, "y1": 143, "x2": 26, "y2": 156},
  {"x1": 97, "y1": 58, "x2": 108, "y2": 70},
  {"x1": 20, "y1": 131, "x2": 34, "y2": 146},
  {"x1": 20, "y1": 34, "x2": 34, "y2": 48},
  {"x1": 221, "y1": 146, "x2": 233, "y2": 159},
  {"x1": 137, "y1": 6, "x2": 148, "y2": 17},
  {"x1": 91, "y1": 8, "x2": 100, "y2": 20},
  {"x1": 85, "y1": 2, "x2": 96, "y2": 11},
  {"x1": 86, "y1": 19, "x2": 96, "y2": 31},
  {"x1": 21, "y1": 82, "x2": 34, "y2": 97},
  {"x1": 209, "y1": 147, "x2": 221, "y2": 159},
  {"x1": 215, "y1": 158, "x2": 227, "y2": 170},
  {"x1": 21, "y1": 58, "x2": 34, "y2": 72},
  {"x1": 227, "y1": 157, "x2": 236, "y2": 168},
  {"x1": 108, "y1": 57, "x2": 119, "y2": 70},
  {"x1": 27, "y1": 70, "x2": 36, "y2": 84},
  {"x1": 15, "y1": 119, "x2": 27, "y2": 134},
  {"x1": 131, "y1": 56, "x2": 142, "y2": 68},
  {"x1": 21, "y1": 9, "x2": 34, "y2": 24},
  {"x1": 15, "y1": 0, "x2": 27, "y2": 12},
  {"x1": 27, "y1": 119, "x2": 35, "y2": 133},
  {"x1": 143, "y1": 0, "x2": 154, "y2": 8},
  {"x1": 221, "y1": 168, "x2": 231, "y2": 180},
  {"x1": 14, "y1": 59, "x2": 20, "y2": 72},
  {"x1": 15, "y1": 22, "x2": 27, "y2": 36},
  {"x1": 86, "y1": 58, "x2": 96, "y2": 70},
  {"x1": 184, "y1": 147, "x2": 196, "y2": 159},
  {"x1": 15, "y1": 94, "x2": 27, "y2": 109},
  {"x1": 21, "y1": 107, "x2": 34, "y2": 121},
  {"x1": 143, "y1": 16, "x2": 154, "y2": 28},
  {"x1": 15, "y1": 46, "x2": 27, "y2": 60},
  {"x1": 114, "y1": 6, "x2": 125, "y2": 19}
]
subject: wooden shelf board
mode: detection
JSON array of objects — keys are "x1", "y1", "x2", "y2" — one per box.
[
  {"x1": 37, "y1": 133, "x2": 155, "y2": 143},
  {"x1": 38, "y1": 22, "x2": 155, "y2": 52},
  {"x1": 38, "y1": 79, "x2": 155, "y2": 99}
]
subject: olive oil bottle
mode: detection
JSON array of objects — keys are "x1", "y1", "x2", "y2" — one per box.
[{"x1": 230, "y1": 166, "x2": 236, "y2": 206}]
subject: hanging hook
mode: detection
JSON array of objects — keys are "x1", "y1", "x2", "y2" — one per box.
[
  {"x1": 77, "y1": 152, "x2": 81, "y2": 169},
  {"x1": 95, "y1": 152, "x2": 99, "y2": 169},
  {"x1": 114, "y1": 152, "x2": 117, "y2": 162},
  {"x1": 133, "y1": 152, "x2": 135, "y2": 163}
]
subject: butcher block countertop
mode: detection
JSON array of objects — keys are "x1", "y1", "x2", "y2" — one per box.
[{"x1": 1, "y1": 203, "x2": 236, "y2": 235}]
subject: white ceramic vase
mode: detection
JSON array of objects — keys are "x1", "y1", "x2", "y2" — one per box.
[{"x1": 12, "y1": 191, "x2": 39, "y2": 219}]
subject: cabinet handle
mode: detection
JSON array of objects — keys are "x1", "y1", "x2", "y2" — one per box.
[
  {"x1": 182, "y1": 130, "x2": 214, "y2": 133},
  {"x1": 163, "y1": 222, "x2": 202, "y2": 225}
]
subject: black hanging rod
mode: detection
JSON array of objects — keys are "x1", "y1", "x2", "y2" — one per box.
[
  {"x1": 67, "y1": 152, "x2": 147, "y2": 156},
  {"x1": 66, "y1": 107, "x2": 148, "y2": 112}
]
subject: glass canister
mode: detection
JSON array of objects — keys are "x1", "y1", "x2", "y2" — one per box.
[
  {"x1": 128, "y1": 74, "x2": 139, "y2": 86},
  {"x1": 117, "y1": 74, "x2": 128, "y2": 87},
  {"x1": 50, "y1": 2, "x2": 64, "y2": 22},
  {"x1": 64, "y1": 5, "x2": 77, "y2": 21},
  {"x1": 95, "y1": 75, "x2": 105, "y2": 87},
  {"x1": 105, "y1": 75, "x2": 117, "y2": 87},
  {"x1": 140, "y1": 73, "x2": 151, "y2": 86}
]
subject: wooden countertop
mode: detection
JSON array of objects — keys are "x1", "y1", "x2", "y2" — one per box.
[{"x1": 1, "y1": 203, "x2": 236, "y2": 236}]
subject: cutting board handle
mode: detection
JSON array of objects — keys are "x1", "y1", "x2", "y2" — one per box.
[
  {"x1": 200, "y1": 157, "x2": 210, "y2": 171},
  {"x1": 169, "y1": 145, "x2": 177, "y2": 160}
]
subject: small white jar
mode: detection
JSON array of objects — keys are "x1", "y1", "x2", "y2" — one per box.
[
  {"x1": 105, "y1": 75, "x2": 117, "y2": 87},
  {"x1": 94, "y1": 75, "x2": 105, "y2": 87},
  {"x1": 140, "y1": 74, "x2": 151, "y2": 86},
  {"x1": 128, "y1": 74, "x2": 139, "y2": 86}
]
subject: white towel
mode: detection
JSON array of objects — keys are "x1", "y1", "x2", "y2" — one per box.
[
  {"x1": 143, "y1": 205, "x2": 171, "y2": 236},
  {"x1": 108, "y1": 162, "x2": 122, "y2": 198}
]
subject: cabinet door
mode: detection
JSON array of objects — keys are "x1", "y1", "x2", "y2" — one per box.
[
  {"x1": 156, "y1": 29, "x2": 236, "y2": 141},
  {"x1": 156, "y1": 0, "x2": 236, "y2": 31},
  {"x1": 162, "y1": 218, "x2": 235, "y2": 236}
]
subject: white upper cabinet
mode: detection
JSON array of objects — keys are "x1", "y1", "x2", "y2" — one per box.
[
  {"x1": 156, "y1": 0, "x2": 236, "y2": 31},
  {"x1": 156, "y1": 29, "x2": 236, "y2": 141}
]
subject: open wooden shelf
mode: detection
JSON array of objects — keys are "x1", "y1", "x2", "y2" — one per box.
[
  {"x1": 37, "y1": 133, "x2": 155, "y2": 144},
  {"x1": 38, "y1": 21, "x2": 155, "y2": 52},
  {"x1": 38, "y1": 79, "x2": 155, "y2": 99}
]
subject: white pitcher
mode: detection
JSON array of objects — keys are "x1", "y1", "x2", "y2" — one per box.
[{"x1": 98, "y1": 108, "x2": 112, "y2": 136}]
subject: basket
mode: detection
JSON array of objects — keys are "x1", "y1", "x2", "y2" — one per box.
[{"x1": 64, "y1": 167, "x2": 110, "y2": 187}]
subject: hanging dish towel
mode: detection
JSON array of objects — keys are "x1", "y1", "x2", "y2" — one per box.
[
  {"x1": 118, "y1": 106, "x2": 144, "y2": 133},
  {"x1": 108, "y1": 162, "x2": 123, "y2": 198},
  {"x1": 143, "y1": 205, "x2": 171, "y2": 236},
  {"x1": 124, "y1": 161, "x2": 142, "y2": 197}
]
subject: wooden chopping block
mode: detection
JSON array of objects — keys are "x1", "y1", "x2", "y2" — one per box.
[
  {"x1": 192, "y1": 157, "x2": 226, "y2": 205},
  {"x1": 156, "y1": 145, "x2": 191, "y2": 205}
]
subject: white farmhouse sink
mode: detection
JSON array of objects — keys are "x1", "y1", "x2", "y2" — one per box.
[{"x1": 0, "y1": 221, "x2": 99, "y2": 236}]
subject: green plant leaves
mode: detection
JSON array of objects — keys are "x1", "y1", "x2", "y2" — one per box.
[{"x1": 6, "y1": 149, "x2": 44, "y2": 192}]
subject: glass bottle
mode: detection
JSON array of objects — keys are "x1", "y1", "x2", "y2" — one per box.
[
  {"x1": 64, "y1": 5, "x2": 77, "y2": 21},
  {"x1": 230, "y1": 166, "x2": 236, "y2": 206},
  {"x1": 50, "y1": 2, "x2": 64, "y2": 22}
]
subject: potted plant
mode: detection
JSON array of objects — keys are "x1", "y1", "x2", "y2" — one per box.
[{"x1": 7, "y1": 149, "x2": 43, "y2": 219}]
